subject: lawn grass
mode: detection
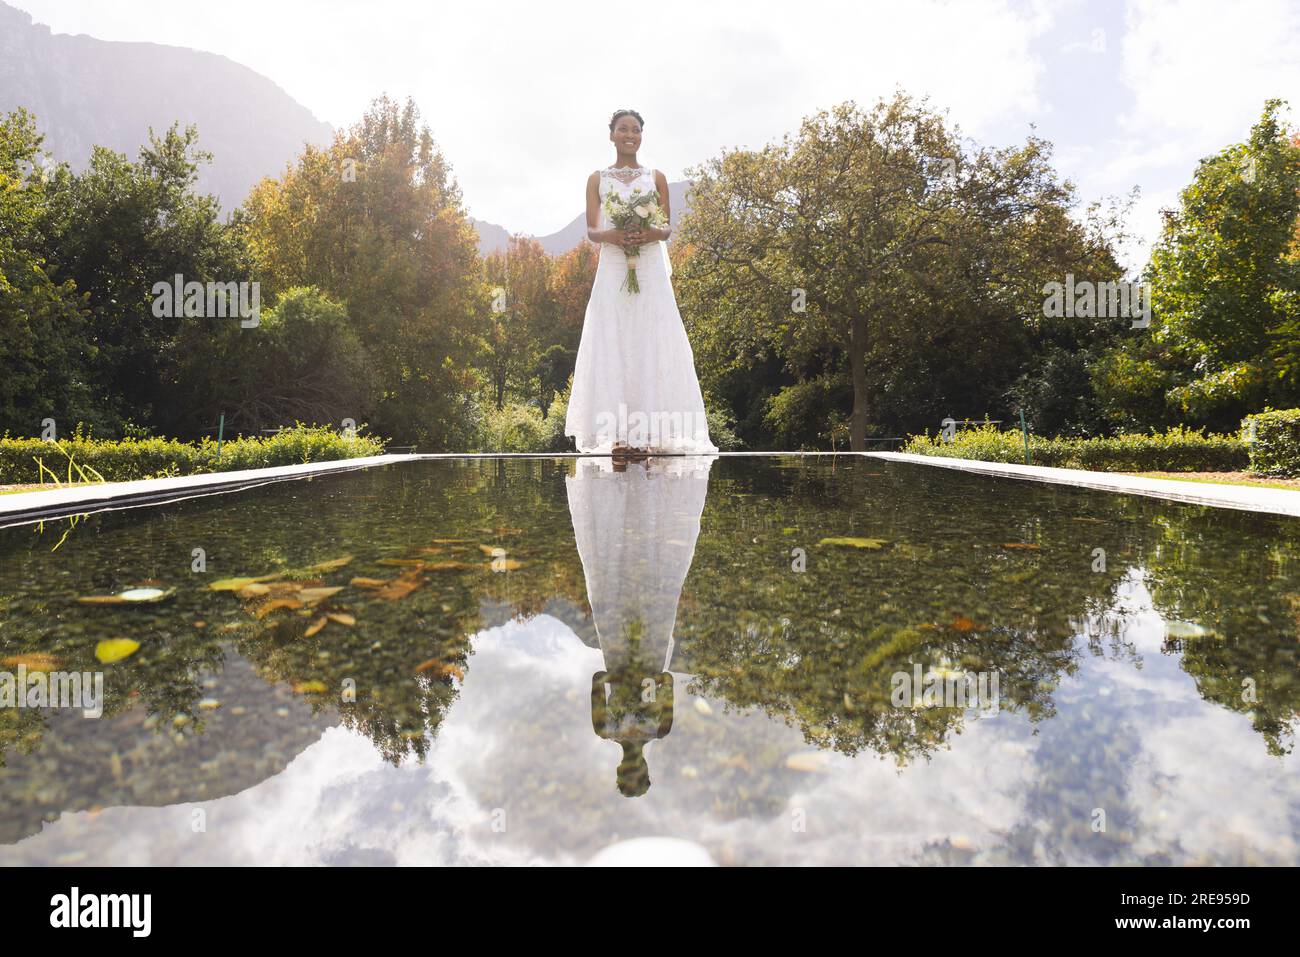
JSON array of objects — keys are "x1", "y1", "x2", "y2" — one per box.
[{"x1": 1128, "y1": 471, "x2": 1300, "y2": 491}]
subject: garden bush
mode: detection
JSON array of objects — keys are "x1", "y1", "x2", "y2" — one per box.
[
  {"x1": 1243, "y1": 408, "x2": 1300, "y2": 477},
  {"x1": 901, "y1": 424, "x2": 1247, "y2": 472},
  {"x1": 0, "y1": 425, "x2": 386, "y2": 485}
]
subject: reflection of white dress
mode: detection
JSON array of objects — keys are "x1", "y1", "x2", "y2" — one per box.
[
  {"x1": 564, "y1": 166, "x2": 718, "y2": 454},
  {"x1": 565, "y1": 455, "x2": 716, "y2": 673}
]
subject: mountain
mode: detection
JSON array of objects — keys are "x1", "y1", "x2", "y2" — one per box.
[
  {"x1": 471, "y1": 180, "x2": 695, "y2": 256},
  {"x1": 0, "y1": 1, "x2": 333, "y2": 210}
]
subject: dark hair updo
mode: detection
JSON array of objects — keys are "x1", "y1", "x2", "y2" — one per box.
[{"x1": 609, "y1": 109, "x2": 645, "y2": 131}]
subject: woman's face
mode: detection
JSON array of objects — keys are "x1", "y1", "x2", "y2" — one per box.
[{"x1": 610, "y1": 115, "x2": 642, "y2": 155}]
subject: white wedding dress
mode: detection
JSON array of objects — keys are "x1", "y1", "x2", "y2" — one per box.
[{"x1": 565, "y1": 165, "x2": 719, "y2": 454}]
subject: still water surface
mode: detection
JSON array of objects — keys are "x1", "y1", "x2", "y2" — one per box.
[{"x1": 0, "y1": 456, "x2": 1296, "y2": 865}]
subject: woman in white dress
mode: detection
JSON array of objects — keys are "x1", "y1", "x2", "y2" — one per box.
[{"x1": 564, "y1": 109, "x2": 718, "y2": 457}]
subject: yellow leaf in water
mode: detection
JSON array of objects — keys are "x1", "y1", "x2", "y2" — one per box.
[
  {"x1": 431, "y1": 538, "x2": 472, "y2": 544},
  {"x1": 210, "y1": 574, "x2": 281, "y2": 591},
  {"x1": 95, "y1": 638, "x2": 140, "y2": 664},
  {"x1": 817, "y1": 537, "x2": 887, "y2": 549},
  {"x1": 326, "y1": 613, "x2": 356, "y2": 626},
  {"x1": 415, "y1": 658, "x2": 464, "y2": 680},
  {"x1": 478, "y1": 544, "x2": 501, "y2": 556},
  {"x1": 1001, "y1": 542, "x2": 1041, "y2": 551},
  {"x1": 350, "y1": 577, "x2": 387, "y2": 588},
  {"x1": 307, "y1": 555, "x2": 353, "y2": 572},
  {"x1": 304, "y1": 617, "x2": 329, "y2": 638},
  {"x1": 297, "y1": 586, "x2": 343, "y2": 604},
  {"x1": 237, "y1": 583, "x2": 271, "y2": 598},
  {"x1": 377, "y1": 559, "x2": 425, "y2": 567},
  {"x1": 292, "y1": 680, "x2": 327, "y2": 694},
  {"x1": 255, "y1": 598, "x2": 302, "y2": 619}
]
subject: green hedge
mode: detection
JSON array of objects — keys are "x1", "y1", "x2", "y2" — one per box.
[
  {"x1": 901, "y1": 425, "x2": 1248, "y2": 472},
  {"x1": 0, "y1": 425, "x2": 387, "y2": 485},
  {"x1": 1243, "y1": 408, "x2": 1300, "y2": 477}
]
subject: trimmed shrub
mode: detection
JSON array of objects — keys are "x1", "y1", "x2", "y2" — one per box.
[
  {"x1": 902, "y1": 424, "x2": 1247, "y2": 472},
  {"x1": 1243, "y1": 408, "x2": 1300, "y2": 477},
  {"x1": 0, "y1": 425, "x2": 386, "y2": 485}
]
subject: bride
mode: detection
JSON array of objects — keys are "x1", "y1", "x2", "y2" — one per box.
[{"x1": 564, "y1": 109, "x2": 718, "y2": 457}]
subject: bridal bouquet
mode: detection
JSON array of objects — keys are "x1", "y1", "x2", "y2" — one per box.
[{"x1": 602, "y1": 187, "x2": 668, "y2": 293}]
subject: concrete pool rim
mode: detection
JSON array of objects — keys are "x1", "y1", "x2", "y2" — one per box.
[{"x1": 1, "y1": 450, "x2": 1298, "y2": 526}]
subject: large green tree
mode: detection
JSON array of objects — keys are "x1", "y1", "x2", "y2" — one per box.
[
  {"x1": 676, "y1": 93, "x2": 1123, "y2": 450},
  {"x1": 37, "y1": 122, "x2": 248, "y2": 436},
  {"x1": 0, "y1": 110, "x2": 98, "y2": 435},
  {"x1": 1093, "y1": 100, "x2": 1300, "y2": 431}
]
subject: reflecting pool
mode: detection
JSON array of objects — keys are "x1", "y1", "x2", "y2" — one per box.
[{"x1": 0, "y1": 455, "x2": 1297, "y2": 864}]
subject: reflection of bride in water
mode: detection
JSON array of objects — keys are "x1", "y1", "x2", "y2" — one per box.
[{"x1": 566, "y1": 454, "x2": 715, "y2": 797}]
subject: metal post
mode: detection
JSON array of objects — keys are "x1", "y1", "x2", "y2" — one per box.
[
  {"x1": 1019, "y1": 409, "x2": 1031, "y2": 466},
  {"x1": 217, "y1": 413, "x2": 225, "y2": 459}
]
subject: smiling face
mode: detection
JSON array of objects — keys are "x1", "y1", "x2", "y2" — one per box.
[{"x1": 610, "y1": 114, "x2": 642, "y2": 158}]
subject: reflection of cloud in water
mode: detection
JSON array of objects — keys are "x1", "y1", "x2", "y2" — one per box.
[{"x1": 5, "y1": 575, "x2": 1300, "y2": 865}]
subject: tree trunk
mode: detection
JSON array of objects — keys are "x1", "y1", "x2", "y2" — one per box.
[{"x1": 849, "y1": 315, "x2": 868, "y2": 451}]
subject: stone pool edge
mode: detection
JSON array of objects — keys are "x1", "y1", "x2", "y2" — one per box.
[
  {"x1": 864, "y1": 451, "x2": 1300, "y2": 518},
  {"x1": 0, "y1": 453, "x2": 425, "y2": 526}
]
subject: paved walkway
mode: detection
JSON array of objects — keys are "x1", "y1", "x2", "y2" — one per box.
[{"x1": 864, "y1": 451, "x2": 1300, "y2": 517}]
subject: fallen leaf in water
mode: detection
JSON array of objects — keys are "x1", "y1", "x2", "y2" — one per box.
[
  {"x1": 297, "y1": 586, "x2": 343, "y2": 605},
  {"x1": 418, "y1": 547, "x2": 443, "y2": 555},
  {"x1": 77, "y1": 587, "x2": 173, "y2": 605},
  {"x1": 350, "y1": 577, "x2": 387, "y2": 588},
  {"x1": 292, "y1": 680, "x2": 327, "y2": 694},
  {"x1": 327, "y1": 613, "x2": 356, "y2": 626},
  {"x1": 210, "y1": 574, "x2": 282, "y2": 592},
  {"x1": 425, "y1": 561, "x2": 474, "y2": 571},
  {"x1": 95, "y1": 638, "x2": 140, "y2": 664},
  {"x1": 490, "y1": 559, "x2": 523, "y2": 571},
  {"x1": 785, "y1": 752, "x2": 832, "y2": 773},
  {"x1": 377, "y1": 558, "x2": 425, "y2": 567},
  {"x1": 237, "y1": 583, "x2": 272, "y2": 598},
  {"x1": 376, "y1": 575, "x2": 422, "y2": 601},
  {"x1": 478, "y1": 544, "x2": 503, "y2": 556},
  {"x1": 304, "y1": 617, "x2": 328, "y2": 638},
  {"x1": 951, "y1": 616, "x2": 977, "y2": 632},
  {"x1": 431, "y1": 538, "x2": 471, "y2": 544},
  {"x1": 415, "y1": 658, "x2": 464, "y2": 680},
  {"x1": 307, "y1": 555, "x2": 353, "y2": 572},
  {"x1": 1001, "y1": 542, "x2": 1041, "y2": 551},
  {"x1": 818, "y1": 537, "x2": 887, "y2": 549},
  {"x1": 255, "y1": 598, "x2": 302, "y2": 619},
  {"x1": 2, "y1": 653, "x2": 61, "y2": 671}
]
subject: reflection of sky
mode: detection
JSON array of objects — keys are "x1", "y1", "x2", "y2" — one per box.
[{"x1": 4, "y1": 581, "x2": 1298, "y2": 866}]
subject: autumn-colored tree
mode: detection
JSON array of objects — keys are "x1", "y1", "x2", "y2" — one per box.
[
  {"x1": 481, "y1": 236, "x2": 553, "y2": 410},
  {"x1": 238, "y1": 96, "x2": 482, "y2": 447}
]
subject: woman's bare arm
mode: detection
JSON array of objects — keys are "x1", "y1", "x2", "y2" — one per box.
[{"x1": 586, "y1": 172, "x2": 634, "y2": 247}]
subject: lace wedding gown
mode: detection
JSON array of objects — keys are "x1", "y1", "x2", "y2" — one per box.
[{"x1": 564, "y1": 165, "x2": 719, "y2": 454}]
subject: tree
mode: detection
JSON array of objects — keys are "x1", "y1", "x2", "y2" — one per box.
[
  {"x1": 676, "y1": 93, "x2": 1123, "y2": 450},
  {"x1": 0, "y1": 109, "x2": 97, "y2": 436},
  {"x1": 176, "y1": 286, "x2": 375, "y2": 434},
  {"x1": 37, "y1": 122, "x2": 247, "y2": 436},
  {"x1": 239, "y1": 96, "x2": 482, "y2": 447},
  {"x1": 480, "y1": 235, "x2": 552, "y2": 410},
  {"x1": 1094, "y1": 100, "x2": 1300, "y2": 431}
]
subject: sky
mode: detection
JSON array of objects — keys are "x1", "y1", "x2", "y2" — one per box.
[{"x1": 11, "y1": 0, "x2": 1300, "y2": 269}]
